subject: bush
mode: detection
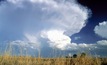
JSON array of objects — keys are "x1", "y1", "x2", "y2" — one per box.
[{"x1": 73, "y1": 54, "x2": 77, "y2": 58}]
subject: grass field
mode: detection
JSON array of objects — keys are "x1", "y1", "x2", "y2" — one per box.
[
  {"x1": 0, "y1": 45, "x2": 107, "y2": 65},
  {"x1": 0, "y1": 55, "x2": 107, "y2": 65}
]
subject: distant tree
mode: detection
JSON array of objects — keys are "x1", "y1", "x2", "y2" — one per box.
[
  {"x1": 80, "y1": 52, "x2": 86, "y2": 57},
  {"x1": 73, "y1": 54, "x2": 77, "y2": 58}
]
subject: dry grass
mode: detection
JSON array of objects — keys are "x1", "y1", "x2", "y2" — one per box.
[
  {"x1": 0, "y1": 44, "x2": 106, "y2": 65},
  {"x1": 0, "y1": 55, "x2": 106, "y2": 65}
]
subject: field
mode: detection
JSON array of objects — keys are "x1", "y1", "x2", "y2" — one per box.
[
  {"x1": 0, "y1": 45, "x2": 107, "y2": 65},
  {"x1": 0, "y1": 55, "x2": 107, "y2": 65}
]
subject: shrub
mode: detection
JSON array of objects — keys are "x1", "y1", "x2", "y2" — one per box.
[{"x1": 73, "y1": 54, "x2": 77, "y2": 58}]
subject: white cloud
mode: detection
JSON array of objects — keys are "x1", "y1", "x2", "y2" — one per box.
[
  {"x1": 97, "y1": 40, "x2": 107, "y2": 45},
  {"x1": 74, "y1": 36, "x2": 81, "y2": 40},
  {"x1": 24, "y1": 33, "x2": 40, "y2": 49},
  {"x1": 41, "y1": 30, "x2": 97, "y2": 50},
  {"x1": 10, "y1": 40, "x2": 28, "y2": 47},
  {"x1": 41, "y1": 30, "x2": 71, "y2": 50},
  {"x1": 25, "y1": 33, "x2": 38, "y2": 43},
  {"x1": 9, "y1": 39, "x2": 107, "y2": 57},
  {"x1": 0, "y1": 0, "x2": 90, "y2": 50},
  {"x1": 7, "y1": 33, "x2": 41, "y2": 49},
  {"x1": 10, "y1": 40, "x2": 40, "y2": 49},
  {"x1": 94, "y1": 21, "x2": 107, "y2": 38},
  {"x1": 93, "y1": 21, "x2": 107, "y2": 56}
]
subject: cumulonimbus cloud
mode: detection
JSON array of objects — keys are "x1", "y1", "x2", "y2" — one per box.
[{"x1": 0, "y1": 0, "x2": 90, "y2": 50}]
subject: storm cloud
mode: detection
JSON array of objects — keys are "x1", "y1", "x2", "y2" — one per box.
[{"x1": 0, "y1": 0, "x2": 95, "y2": 57}]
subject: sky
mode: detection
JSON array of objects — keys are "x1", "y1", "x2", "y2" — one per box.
[{"x1": 0, "y1": 0, "x2": 107, "y2": 57}]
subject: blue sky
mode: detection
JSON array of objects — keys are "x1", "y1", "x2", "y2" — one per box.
[{"x1": 0, "y1": 0, "x2": 107, "y2": 57}]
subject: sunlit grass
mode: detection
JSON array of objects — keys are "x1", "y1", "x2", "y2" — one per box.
[
  {"x1": 0, "y1": 54, "x2": 106, "y2": 65},
  {"x1": 0, "y1": 44, "x2": 106, "y2": 65}
]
